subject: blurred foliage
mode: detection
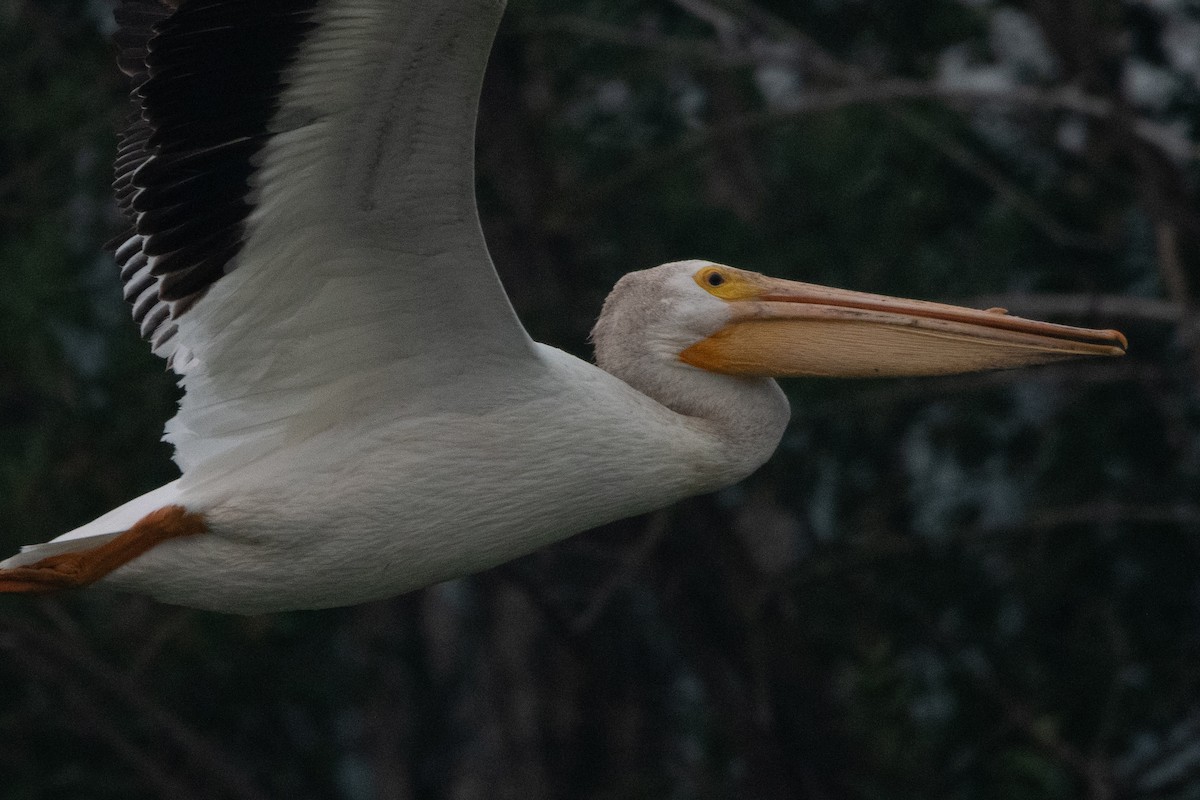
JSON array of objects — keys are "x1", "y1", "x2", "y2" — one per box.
[{"x1": 2, "y1": 0, "x2": 1199, "y2": 798}]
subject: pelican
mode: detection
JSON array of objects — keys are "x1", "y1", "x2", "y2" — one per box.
[{"x1": 0, "y1": 0, "x2": 1126, "y2": 613}]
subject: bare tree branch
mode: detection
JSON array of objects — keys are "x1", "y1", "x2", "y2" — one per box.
[
  {"x1": 1121, "y1": 708, "x2": 1200, "y2": 794},
  {"x1": 885, "y1": 593, "x2": 1124, "y2": 800},
  {"x1": 1156, "y1": 222, "x2": 1191, "y2": 306},
  {"x1": 520, "y1": 16, "x2": 748, "y2": 68},
  {"x1": 1022, "y1": 502, "x2": 1200, "y2": 532},
  {"x1": 1, "y1": 639, "x2": 202, "y2": 799},
  {"x1": 967, "y1": 292, "x2": 1183, "y2": 324},
  {"x1": 571, "y1": 509, "x2": 671, "y2": 633},
  {"x1": 2, "y1": 617, "x2": 273, "y2": 800},
  {"x1": 803, "y1": 361, "x2": 1157, "y2": 417},
  {"x1": 896, "y1": 111, "x2": 1111, "y2": 251},
  {"x1": 529, "y1": 12, "x2": 1197, "y2": 161},
  {"x1": 554, "y1": 79, "x2": 1195, "y2": 225}
]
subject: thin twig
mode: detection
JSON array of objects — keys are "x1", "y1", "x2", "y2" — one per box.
[
  {"x1": 803, "y1": 361, "x2": 1156, "y2": 417},
  {"x1": 555, "y1": 80, "x2": 1195, "y2": 220},
  {"x1": 897, "y1": 111, "x2": 1109, "y2": 251},
  {"x1": 1152, "y1": 222, "x2": 1200, "y2": 356},
  {"x1": 3, "y1": 643, "x2": 200, "y2": 799},
  {"x1": 521, "y1": 16, "x2": 751, "y2": 67},
  {"x1": 669, "y1": 0, "x2": 741, "y2": 45},
  {"x1": 1154, "y1": 223, "x2": 1190, "y2": 306},
  {"x1": 892, "y1": 593, "x2": 1122, "y2": 799},
  {"x1": 968, "y1": 292, "x2": 1183, "y2": 324},
  {"x1": 128, "y1": 607, "x2": 199, "y2": 677},
  {"x1": 785, "y1": 501, "x2": 1200, "y2": 593},
  {"x1": 1023, "y1": 502, "x2": 1200, "y2": 532},
  {"x1": 1088, "y1": 606, "x2": 1131, "y2": 762},
  {"x1": 571, "y1": 509, "x2": 672, "y2": 632},
  {"x1": 3, "y1": 618, "x2": 272, "y2": 800},
  {"x1": 1121, "y1": 709, "x2": 1200, "y2": 790},
  {"x1": 980, "y1": 678, "x2": 1117, "y2": 800}
]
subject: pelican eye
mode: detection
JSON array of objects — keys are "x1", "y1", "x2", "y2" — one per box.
[{"x1": 694, "y1": 265, "x2": 756, "y2": 299}]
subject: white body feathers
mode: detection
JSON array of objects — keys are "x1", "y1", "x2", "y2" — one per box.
[{"x1": 15, "y1": 344, "x2": 786, "y2": 613}]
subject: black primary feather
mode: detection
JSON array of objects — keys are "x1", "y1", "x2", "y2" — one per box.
[{"x1": 110, "y1": 0, "x2": 320, "y2": 364}]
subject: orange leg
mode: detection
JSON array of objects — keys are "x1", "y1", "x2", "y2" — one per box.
[{"x1": 0, "y1": 505, "x2": 206, "y2": 594}]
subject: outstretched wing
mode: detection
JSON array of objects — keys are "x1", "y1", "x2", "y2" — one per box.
[{"x1": 111, "y1": 0, "x2": 534, "y2": 470}]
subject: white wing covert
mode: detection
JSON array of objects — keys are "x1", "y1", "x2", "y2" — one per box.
[{"x1": 111, "y1": 0, "x2": 533, "y2": 472}]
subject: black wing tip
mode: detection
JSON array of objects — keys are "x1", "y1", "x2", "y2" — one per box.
[
  {"x1": 109, "y1": 0, "x2": 323, "y2": 369},
  {"x1": 112, "y1": 0, "x2": 177, "y2": 77}
]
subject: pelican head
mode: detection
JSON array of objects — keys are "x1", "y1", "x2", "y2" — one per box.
[{"x1": 593, "y1": 259, "x2": 1126, "y2": 409}]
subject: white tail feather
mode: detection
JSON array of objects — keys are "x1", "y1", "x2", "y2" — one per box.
[{"x1": 1, "y1": 480, "x2": 182, "y2": 568}]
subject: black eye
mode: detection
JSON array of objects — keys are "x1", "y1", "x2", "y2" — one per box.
[{"x1": 705, "y1": 271, "x2": 725, "y2": 287}]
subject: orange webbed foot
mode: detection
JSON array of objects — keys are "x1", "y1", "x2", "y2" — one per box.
[{"x1": 0, "y1": 505, "x2": 206, "y2": 594}]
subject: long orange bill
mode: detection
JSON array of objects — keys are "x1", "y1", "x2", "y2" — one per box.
[{"x1": 681, "y1": 276, "x2": 1127, "y2": 378}]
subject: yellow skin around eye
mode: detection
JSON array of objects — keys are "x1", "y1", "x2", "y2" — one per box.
[{"x1": 692, "y1": 266, "x2": 764, "y2": 301}]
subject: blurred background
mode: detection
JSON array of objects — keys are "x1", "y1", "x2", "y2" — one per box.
[{"x1": 1, "y1": 0, "x2": 1198, "y2": 797}]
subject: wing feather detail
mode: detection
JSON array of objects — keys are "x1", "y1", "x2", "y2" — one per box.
[
  {"x1": 108, "y1": 0, "x2": 535, "y2": 475},
  {"x1": 111, "y1": 0, "x2": 319, "y2": 366}
]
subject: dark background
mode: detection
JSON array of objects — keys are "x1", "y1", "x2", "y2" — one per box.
[{"x1": 2, "y1": 0, "x2": 1199, "y2": 798}]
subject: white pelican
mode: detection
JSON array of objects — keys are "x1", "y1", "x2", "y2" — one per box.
[{"x1": 0, "y1": 0, "x2": 1126, "y2": 613}]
